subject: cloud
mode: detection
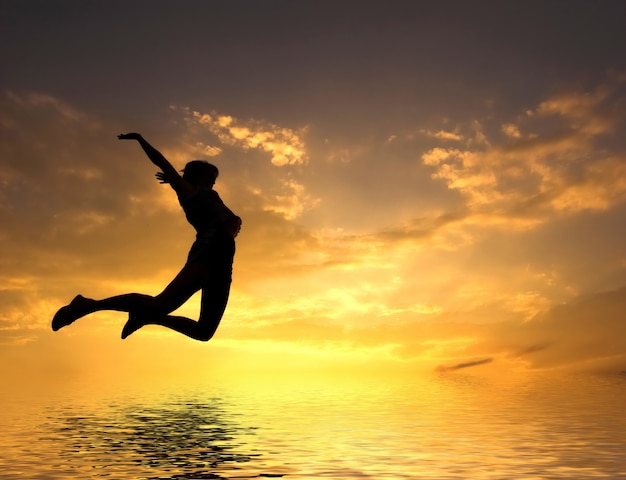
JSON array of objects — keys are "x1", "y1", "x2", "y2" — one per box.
[
  {"x1": 420, "y1": 129, "x2": 463, "y2": 141},
  {"x1": 168, "y1": 105, "x2": 318, "y2": 221},
  {"x1": 501, "y1": 123, "x2": 521, "y2": 138},
  {"x1": 436, "y1": 357, "x2": 493, "y2": 372},
  {"x1": 421, "y1": 76, "x2": 626, "y2": 227},
  {"x1": 250, "y1": 177, "x2": 319, "y2": 220},
  {"x1": 2, "y1": 91, "x2": 91, "y2": 125},
  {"x1": 177, "y1": 107, "x2": 308, "y2": 167}
]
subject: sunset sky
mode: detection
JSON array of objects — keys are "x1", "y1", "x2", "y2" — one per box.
[{"x1": 1, "y1": 0, "x2": 626, "y2": 381}]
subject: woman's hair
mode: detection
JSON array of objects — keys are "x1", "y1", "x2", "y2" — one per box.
[{"x1": 182, "y1": 160, "x2": 219, "y2": 185}]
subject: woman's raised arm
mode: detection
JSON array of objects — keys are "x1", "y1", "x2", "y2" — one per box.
[{"x1": 118, "y1": 133, "x2": 191, "y2": 195}]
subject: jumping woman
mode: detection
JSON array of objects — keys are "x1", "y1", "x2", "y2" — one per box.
[{"x1": 51, "y1": 133, "x2": 242, "y2": 341}]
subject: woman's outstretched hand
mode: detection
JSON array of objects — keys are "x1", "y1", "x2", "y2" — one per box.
[{"x1": 118, "y1": 132, "x2": 142, "y2": 140}]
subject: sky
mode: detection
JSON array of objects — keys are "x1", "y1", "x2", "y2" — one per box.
[{"x1": 1, "y1": 0, "x2": 626, "y2": 381}]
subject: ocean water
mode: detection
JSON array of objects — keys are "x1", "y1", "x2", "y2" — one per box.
[{"x1": 2, "y1": 370, "x2": 625, "y2": 479}]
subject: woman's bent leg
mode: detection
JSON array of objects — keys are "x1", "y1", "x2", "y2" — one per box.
[
  {"x1": 196, "y1": 269, "x2": 232, "y2": 341},
  {"x1": 125, "y1": 314, "x2": 213, "y2": 341},
  {"x1": 121, "y1": 262, "x2": 211, "y2": 339},
  {"x1": 193, "y1": 233, "x2": 234, "y2": 340},
  {"x1": 124, "y1": 234, "x2": 234, "y2": 341},
  {"x1": 125, "y1": 274, "x2": 231, "y2": 341}
]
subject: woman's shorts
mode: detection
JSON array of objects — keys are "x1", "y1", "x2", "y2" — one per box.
[{"x1": 187, "y1": 230, "x2": 235, "y2": 276}]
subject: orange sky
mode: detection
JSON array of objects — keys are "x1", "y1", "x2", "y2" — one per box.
[{"x1": 1, "y1": 1, "x2": 626, "y2": 381}]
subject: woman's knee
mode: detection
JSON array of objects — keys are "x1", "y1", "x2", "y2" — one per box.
[
  {"x1": 196, "y1": 321, "x2": 220, "y2": 342},
  {"x1": 196, "y1": 329, "x2": 215, "y2": 342}
]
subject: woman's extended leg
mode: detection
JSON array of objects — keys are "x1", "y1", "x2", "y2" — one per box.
[{"x1": 51, "y1": 262, "x2": 207, "y2": 332}]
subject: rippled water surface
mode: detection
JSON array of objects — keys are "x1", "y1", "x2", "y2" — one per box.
[{"x1": 2, "y1": 371, "x2": 625, "y2": 479}]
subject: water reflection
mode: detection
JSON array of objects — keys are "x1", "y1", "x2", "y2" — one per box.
[
  {"x1": 40, "y1": 395, "x2": 284, "y2": 479},
  {"x1": 2, "y1": 372, "x2": 625, "y2": 479}
]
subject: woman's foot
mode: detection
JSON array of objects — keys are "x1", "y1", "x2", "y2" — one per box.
[
  {"x1": 51, "y1": 295, "x2": 95, "y2": 331},
  {"x1": 121, "y1": 312, "x2": 146, "y2": 339}
]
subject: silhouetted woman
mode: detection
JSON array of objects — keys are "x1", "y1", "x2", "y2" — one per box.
[{"x1": 51, "y1": 133, "x2": 242, "y2": 341}]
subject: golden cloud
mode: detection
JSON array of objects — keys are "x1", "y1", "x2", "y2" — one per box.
[
  {"x1": 181, "y1": 107, "x2": 308, "y2": 166},
  {"x1": 421, "y1": 78, "x2": 626, "y2": 223}
]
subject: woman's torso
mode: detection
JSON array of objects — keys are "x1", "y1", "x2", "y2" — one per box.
[{"x1": 179, "y1": 187, "x2": 239, "y2": 239}]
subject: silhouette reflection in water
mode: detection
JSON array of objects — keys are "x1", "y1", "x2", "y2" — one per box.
[
  {"x1": 42, "y1": 398, "x2": 284, "y2": 479},
  {"x1": 52, "y1": 133, "x2": 242, "y2": 341}
]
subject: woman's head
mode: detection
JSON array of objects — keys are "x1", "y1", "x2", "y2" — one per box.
[{"x1": 182, "y1": 160, "x2": 219, "y2": 186}]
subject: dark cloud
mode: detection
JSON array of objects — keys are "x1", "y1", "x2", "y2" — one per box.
[{"x1": 436, "y1": 358, "x2": 493, "y2": 372}]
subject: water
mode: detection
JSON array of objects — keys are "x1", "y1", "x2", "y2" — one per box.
[{"x1": 2, "y1": 371, "x2": 625, "y2": 479}]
